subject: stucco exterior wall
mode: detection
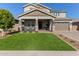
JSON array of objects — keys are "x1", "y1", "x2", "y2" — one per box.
[
  {"x1": 24, "y1": 6, "x2": 35, "y2": 12},
  {"x1": 26, "y1": 11, "x2": 50, "y2": 16},
  {"x1": 24, "y1": 5, "x2": 50, "y2": 13},
  {"x1": 12, "y1": 24, "x2": 19, "y2": 32}
]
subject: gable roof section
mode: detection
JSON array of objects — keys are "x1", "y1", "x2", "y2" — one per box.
[
  {"x1": 55, "y1": 17, "x2": 72, "y2": 21},
  {"x1": 23, "y1": 3, "x2": 66, "y2": 13},
  {"x1": 18, "y1": 9, "x2": 56, "y2": 18},
  {"x1": 23, "y1": 3, "x2": 52, "y2": 11}
]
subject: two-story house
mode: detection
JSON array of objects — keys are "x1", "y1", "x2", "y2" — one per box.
[{"x1": 17, "y1": 3, "x2": 72, "y2": 32}]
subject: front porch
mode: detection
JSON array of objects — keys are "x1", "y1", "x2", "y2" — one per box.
[{"x1": 19, "y1": 19, "x2": 54, "y2": 32}]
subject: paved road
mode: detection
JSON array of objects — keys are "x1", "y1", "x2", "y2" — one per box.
[
  {"x1": 0, "y1": 51, "x2": 79, "y2": 56},
  {"x1": 57, "y1": 31, "x2": 79, "y2": 42}
]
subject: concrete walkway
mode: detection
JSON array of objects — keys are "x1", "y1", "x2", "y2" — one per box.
[{"x1": 0, "y1": 51, "x2": 79, "y2": 56}]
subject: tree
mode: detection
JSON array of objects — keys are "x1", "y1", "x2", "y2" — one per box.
[{"x1": 0, "y1": 9, "x2": 15, "y2": 37}]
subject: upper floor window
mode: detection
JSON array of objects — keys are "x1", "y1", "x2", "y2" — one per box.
[
  {"x1": 54, "y1": 13, "x2": 57, "y2": 16},
  {"x1": 54, "y1": 12, "x2": 60, "y2": 16},
  {"x1": 58, "y1": 12, "x2": 60, "y2": 16}
]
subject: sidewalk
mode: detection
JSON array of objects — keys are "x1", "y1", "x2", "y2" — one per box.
[{"x1": 0, "y1": 51, "x2": 79, "y2": 56}]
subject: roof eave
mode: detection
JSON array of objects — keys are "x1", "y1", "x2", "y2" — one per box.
[
  {"x1": 17, "y1": 9, "x2": 56, "y2": 18},
  {"x1": 22, "y1": 3, "x2": 52, "y2": 11}
]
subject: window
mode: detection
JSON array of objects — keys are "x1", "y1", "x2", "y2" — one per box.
[
  {"x1": 54, "y1": 13, "x2": 57, "y2": 16},
  {"x1": 54, "y1": 12, "x2": 60, "y2": 16},
  {"x1": 58, "y1": 12, "x2": 60, "y2": 16},
  {"x1": 26, "y1": 21, "x2": 35, "y2": 26},
  {"x1": 56, "y1": 13, "x2": 58, "y2": 16}
]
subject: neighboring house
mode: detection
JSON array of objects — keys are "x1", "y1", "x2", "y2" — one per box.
[
  {"x1": 72, "y1": 20, "x2": 79, "y2": 31},
  {"x1": 17, "y1": 3, "x2": 72, "y2": 32}
]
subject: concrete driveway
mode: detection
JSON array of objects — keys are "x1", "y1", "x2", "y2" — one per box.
[{"x1": 57, "y1": 31, "x2": 79, "y2": 42}]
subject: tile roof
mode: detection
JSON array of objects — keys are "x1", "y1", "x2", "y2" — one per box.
[{"x1": 55, "y1": 17, "x2": 72, "y2": 21}]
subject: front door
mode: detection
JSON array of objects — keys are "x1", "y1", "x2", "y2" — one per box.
[{"x1": 38, "y1": 22, "x2": 42, "y2": 29}]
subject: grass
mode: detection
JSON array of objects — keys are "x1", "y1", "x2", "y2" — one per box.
[{"x1": 0, "y1": 33, "x2": 75, "y2": 51}]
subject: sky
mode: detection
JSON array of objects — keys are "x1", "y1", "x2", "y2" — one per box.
[{"x1": 0, "y1": 3, "x2": 79, "y2": 19}]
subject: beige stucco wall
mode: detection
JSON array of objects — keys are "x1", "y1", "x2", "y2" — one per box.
[
  {"x1": 12, "y1": 24, "x2": 19, "y2": 32},
  {"x1": 23, "y1": 10, "x2": 51, "y2": 17},
  {"x1": 24, "y1": 5, "x2": 50, "y2": 13},
  {"x1": 24, "y1": 6, "x2": 35, "y2": 12}
]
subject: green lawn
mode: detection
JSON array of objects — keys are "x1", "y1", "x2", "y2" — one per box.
[{"x1": 0, "y1": 33, "x2": 75, "y2": 51}]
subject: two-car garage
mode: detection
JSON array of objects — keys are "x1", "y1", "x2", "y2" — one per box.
[
  {"x1": 54, "y1": 17, "x2": 71, "y2": 31},
  {"x1": 54, "y1": 22, "x2": 70, "y2": 31}
]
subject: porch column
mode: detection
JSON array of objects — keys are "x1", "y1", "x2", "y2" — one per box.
[
  {"x1": 52, "y1": 18, "x2": 55, "y2": 31},
  {"x1": 69, "y1": 21, "x2": 73, "y2": 31},
  {"x1": 49, "y1": 19, "x2": 53, "y2": 32},
  {"x1": 35, "y1": 18, "x2": 38, "y2": 32},
  {"x1": 19, "y1": 19, "x2": 23, "y2": 32}
]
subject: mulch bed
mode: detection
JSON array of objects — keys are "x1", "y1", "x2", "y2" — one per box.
[{"x1": 59, "y1": 34, "x2": 79, "y2": 50}]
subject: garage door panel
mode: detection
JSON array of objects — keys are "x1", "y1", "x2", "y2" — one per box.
[{"x1": 55, "y1": 22, "x2": 69, "y2": 31}]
